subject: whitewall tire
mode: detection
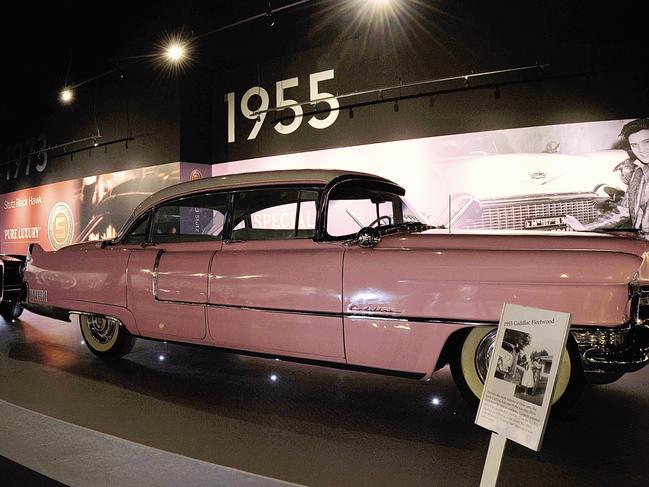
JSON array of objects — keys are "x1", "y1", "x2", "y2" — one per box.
[{"x1": 79, "y1": 314, "x2": 136, "y2": 359}]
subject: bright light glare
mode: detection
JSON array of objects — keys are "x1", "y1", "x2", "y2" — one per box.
[
  {"x1": 431, "y1": 397, "x2": 441, "y2": 406},
  {"x1": 59, "y1": 88, "x2": 74, "y2": 104},
  {"x1": 270, "y1": 374, "x2": 278, "y2": 382},
  {"x1": 156, "y1": 35, "x2": 193, "y2": 75},
  {"x1": 165, "y1": 42, "x2": 186, "y2": 63},
  {"x1": 159, "y1": 355, "x2": 166, "y2": 362}
]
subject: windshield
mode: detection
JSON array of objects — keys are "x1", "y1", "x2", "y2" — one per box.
[{"x1": 326, "y1": 180, "x2": 427, "y2": 238}]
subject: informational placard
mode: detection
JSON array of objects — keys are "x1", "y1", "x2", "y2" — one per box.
[{"x1": 475, "y1": 304, "x2": 571, "y2": 451}]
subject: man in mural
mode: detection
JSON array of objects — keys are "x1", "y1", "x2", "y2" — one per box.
[
  {"x1": 566, "y1": 118, "x2": 649, "y2": 235},
  {"x1": 621, "y1": 118, "x2": 649, "y2": 231}
]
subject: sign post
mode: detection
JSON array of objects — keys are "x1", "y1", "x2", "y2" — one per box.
[
  {"x1": 479, "y1": 432, "x2": 507, "y2": 487},
  {"x1": 475, "y1": 303, "x2": 572, "y2": 484}
]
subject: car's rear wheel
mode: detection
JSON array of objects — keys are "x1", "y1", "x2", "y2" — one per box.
[
  {"x1": 0, "y1": 301, "x2": 24, "y2": 321},
  {"x1": 79, "y1": 314, "x2": 136, "y2": 359},
  {"x1": 450, "y1": 327, "x2": 584, "y2": 413}
]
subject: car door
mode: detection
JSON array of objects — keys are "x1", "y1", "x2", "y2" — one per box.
[
  {"x1": 127, "y1": 192, "x2": 228, "y2": 341},
  {"x1": 207, "y1": 188, "x2": 346, "y2": 361}
]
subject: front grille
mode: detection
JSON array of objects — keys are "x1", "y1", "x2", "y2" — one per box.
[{"x1": 462, "y1": 198, "x2": 601, "y2": 230}]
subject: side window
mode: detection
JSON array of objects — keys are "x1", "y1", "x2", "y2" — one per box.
[
  {"x1": 151, "y1": 193, "x2": 228, "y2": 243},
  {"x1": 123, "y1": 213, "x2": 150, "y2": 245},
  {"x1": 231, "y1": 189, "x2": 318, "y2": 240},
  {"x1": 326, "y1": 182, "x2": 408, "y2": 238}
]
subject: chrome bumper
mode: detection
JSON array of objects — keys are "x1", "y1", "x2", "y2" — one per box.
[{"x1": 572, "y1": 325, "x2": 649, "y2": 373}]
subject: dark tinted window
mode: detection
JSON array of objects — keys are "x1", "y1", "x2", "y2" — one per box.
[
  {"x1": 123, "y1": 214, "x2": 150, "y2": 245},
  {"x1": 151, "y1": 193, "x2": 228, "y2": 243}
]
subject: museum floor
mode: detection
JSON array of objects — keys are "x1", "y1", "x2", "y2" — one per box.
[{"x1": 1, "y1": 311, "x2": 647, "y2": 487}]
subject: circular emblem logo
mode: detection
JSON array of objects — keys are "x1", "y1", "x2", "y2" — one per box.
[
  {"x1": 47, "y1": 202, "x2": 74, "y2": 250},
  {"x1": 190, "y1": 169, "x2": 203, "y2": 181}
]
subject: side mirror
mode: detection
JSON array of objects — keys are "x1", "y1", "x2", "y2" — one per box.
[{"x1": 356, "y1": 227, "x2": 381, "y2": 248}]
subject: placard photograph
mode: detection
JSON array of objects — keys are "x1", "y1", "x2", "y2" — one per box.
[{"x1": 493, "y1": 329, "x2": 555, "y2": 407}]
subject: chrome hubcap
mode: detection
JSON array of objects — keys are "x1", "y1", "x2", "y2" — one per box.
[
  {"x1": 475, "y1": 329, "x2": 498, "y2": 383},
  {"x1": 87, "y1": 315, "x2": 117, "y2": 344}
]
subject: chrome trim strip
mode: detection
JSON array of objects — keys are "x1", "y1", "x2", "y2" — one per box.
[
  {"x1": 345, "y1": 314, "x2": 497, "y2": 326},
  {"x1": 147, "y1": 296, "x2": 500, "y2": 326},
  {"x1": 152, "y1": 249, "x2": 165, "y2": 300},
  {"x1": 211, "y1": 303, "x2": 342, "y2": 317},
  {"x1": 69, "y1": 310, "x2": 122, "y2": 323},
  {"x1": 207, "y1": 250, "x2": 218, "y2": 301},
  {"x1": 146, "y1": 294, "x2": 634, "y2": 329}
]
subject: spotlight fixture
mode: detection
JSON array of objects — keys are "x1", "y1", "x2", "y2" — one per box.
[
  {"x1": 59, "y1": 88, "x2": 74, "y2": 104},
  {"x1": 266, "y1": 1, "x2": 275, "y2": 27}
]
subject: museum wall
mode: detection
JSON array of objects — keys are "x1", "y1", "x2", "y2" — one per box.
[{"x1": 210, "y1": 0, "x2": 649, "y2": 162}]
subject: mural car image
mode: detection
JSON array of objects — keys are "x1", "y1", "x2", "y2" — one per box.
[
  {"x1": 21, "y1": 169, "x2": 649, "y2": 410},
  {"x1": 76, "y1": 175, "x2": 180, "y2": 243},
  {"x1": 427, "y1": 150, "x2": 631, "y2": 231}
]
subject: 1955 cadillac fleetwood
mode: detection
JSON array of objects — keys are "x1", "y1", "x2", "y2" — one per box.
[{"x1": 22, "y1": 169, "x2": 649, "y2": 410}]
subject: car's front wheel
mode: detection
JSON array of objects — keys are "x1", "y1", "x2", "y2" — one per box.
[
  {"x1": 79, "y1": 314, "x2": 136, "y2": 359},
  {"x1": 0, "y1": 301, "x2": 24, "y2": 321},
  {"x1": 450, "y1": 327, "x2": 584, "y2": 413}
]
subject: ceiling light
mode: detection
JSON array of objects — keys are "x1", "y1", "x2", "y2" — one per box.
[
  {"x1": 164, "y1": 42, "x2": 187, "y2": 63},
  {"x1": 59, "y1": 88, "x2": 74, "y2": 104}
]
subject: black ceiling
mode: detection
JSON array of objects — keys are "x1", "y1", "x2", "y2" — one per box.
[{"x1": 2, "y1": 0, "x2": 645, "y2": 146}]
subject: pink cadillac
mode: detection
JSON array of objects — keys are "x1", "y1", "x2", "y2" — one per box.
[{"x1": 22, "y1": 169, "x2": 649, "y2": 410}]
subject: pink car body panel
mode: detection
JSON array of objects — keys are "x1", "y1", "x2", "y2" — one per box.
[
  {"x1": 343, "y1": 233, "x2": 643, "y2": 326},
  {"x1": 343, "y1": 317, "x2": 459, "y2": 374},
  {"x1": 127, "y1": 244, "x2": 215, "y2": 341},
  {"x1": 207, "y1": 307, "x2": 345, "y2": 360},
  {"x1": 207, "y1": 239, "x2": 345, "y2": 360},
  {"x1": 27, "y1": 242, "x2": 130, "y2": 307}
]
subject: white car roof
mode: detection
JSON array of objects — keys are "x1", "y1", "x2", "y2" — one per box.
[{"x1": 133, "y1": 168, "x2": 395, "y2": 217}]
